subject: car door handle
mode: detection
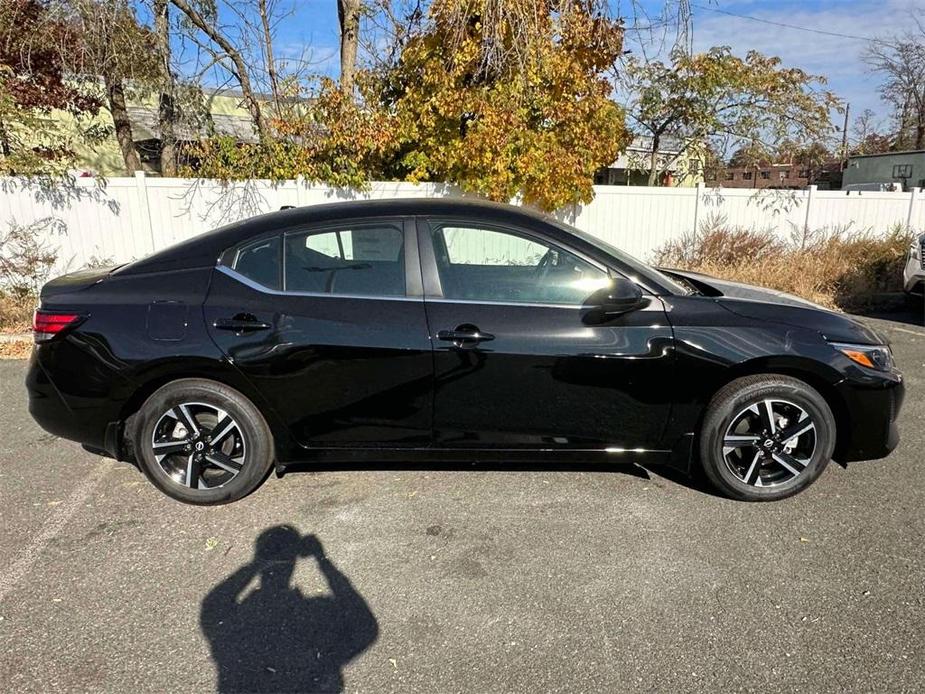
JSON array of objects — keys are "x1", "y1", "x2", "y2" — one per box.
[
  {"x1": 213, "y1": 316, "x2": 271, "y2": 333},
  {"x1": 437, "y1": 327, "x2": 495, "y2": 344}
]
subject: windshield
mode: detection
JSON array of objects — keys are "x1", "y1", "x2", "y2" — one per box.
[{"x1": 550, "y1": 219, "x2": 692, "y2": 295}]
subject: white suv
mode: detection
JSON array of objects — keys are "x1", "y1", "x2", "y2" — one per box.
[{"x1": 904, "y1": 233, "x2": 925, "y2": 297}]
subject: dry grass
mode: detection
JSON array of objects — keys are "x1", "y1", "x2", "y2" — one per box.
[
  {"x1": 0, "y1": 290, "x2": 35, "y2": 333},
  {"x1": 655, "y1": 225, "x2": 912, "y2": 310}
]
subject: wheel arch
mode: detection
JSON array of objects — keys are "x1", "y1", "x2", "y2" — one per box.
[
  {"x1": 117, "y1": 359, "x2": 293, "y2": 462},
  {"x1": 716, "y1": 356, "x2": 851, "y2": 463}
]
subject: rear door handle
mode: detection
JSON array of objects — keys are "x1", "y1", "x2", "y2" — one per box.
[
  {"x1": 437, "y1": 325, "x2": 495, "y2": 346},
  {"x1": 213, "y1": 315, "x2": 272, "y2": 334}
]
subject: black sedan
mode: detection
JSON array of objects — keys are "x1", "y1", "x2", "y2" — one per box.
[{"x1": 26, "y1": 199, "x2": 904, "y2": 504}]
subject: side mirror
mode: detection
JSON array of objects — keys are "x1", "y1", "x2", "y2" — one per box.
[{"x1": 581, "y1": 278, "x2": 648, "y2": 324}]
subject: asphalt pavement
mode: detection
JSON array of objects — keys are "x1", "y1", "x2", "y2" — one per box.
[{"x1": 1, "y1": 314, "x2": 923, "y2": 693}]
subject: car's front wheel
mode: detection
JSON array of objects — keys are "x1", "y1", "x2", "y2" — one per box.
[
  {"x1": 132, "y1": 378, "x2": 274, "y2": 505},
  {"x1": 699, "y1": 374, "x2": 836, "y2": 501}
]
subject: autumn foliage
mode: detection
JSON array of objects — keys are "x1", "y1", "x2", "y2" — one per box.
[
  {"x1": 376, "y1": 0, "x2": 628, "y2": 209},
  {"x1": 190, "y1": 0, "x2": 629, "y2": 211},
  {"x1": 0, "y1": 0, "x2": 103, "y2": 175}
]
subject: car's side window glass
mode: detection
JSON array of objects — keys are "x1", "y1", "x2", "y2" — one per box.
[
  {"x1": 284, "y1": 224, "x2": 405, "y2": 297},
  {"x1": 431, "y1": 224, "x2": 609, "y2": 305},
  {"x1": 228, "y1": 236, "x2": 281, "y2": 290}
]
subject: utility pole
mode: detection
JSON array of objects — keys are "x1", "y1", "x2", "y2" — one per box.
[{"x1": 841, "y1": 102, "x2": 850, "y2": 169}]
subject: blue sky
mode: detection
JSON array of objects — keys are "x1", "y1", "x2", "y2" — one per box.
[{"x1": 166, "y1": 0, "x2": 923, "y2": 130}]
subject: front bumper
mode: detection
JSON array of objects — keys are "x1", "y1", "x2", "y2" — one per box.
[
  {"x1": 903, "y1": 256, "x2": 924, "y2": 295},
  {"x1": 834, "y1": 368, "x2": 904, "y2": 462}
]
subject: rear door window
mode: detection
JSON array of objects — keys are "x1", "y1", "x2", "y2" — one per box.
[{"x1": 284, "y1": 224, "x2": 406, "y2": 297}]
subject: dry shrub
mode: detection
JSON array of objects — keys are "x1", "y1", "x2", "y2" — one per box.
[
  {"x1": 0, "y1": 290, "x2": 35, "y2": 333},
  {"x1": 0, "y1": 219, "x2": 60, "y2": 332},
  {"x1": 659, "y1": 226, "x2": 786, "y2": 268},
  {"x1": 655, "y1": 222, "x2": 912, "y2": 310}
]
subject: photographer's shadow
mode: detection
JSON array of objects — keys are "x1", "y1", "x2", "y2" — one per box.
[{"x1": 201, "y1": 526, "x2": 378, "y2": 693}]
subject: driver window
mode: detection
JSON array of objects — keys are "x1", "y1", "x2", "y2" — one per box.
[{"x1": 431, "y1": 224, "x2": 610, "y2": 305}]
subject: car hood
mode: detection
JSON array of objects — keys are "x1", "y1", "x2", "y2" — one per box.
[{"x1": 660, "y1": 268, "x2": 888, "y2": 346}]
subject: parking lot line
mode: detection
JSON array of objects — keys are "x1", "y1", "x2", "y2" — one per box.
[
  {"x1": 891, "y1": 326, "x2": 925, "y2": 337},
  {"x1": 0, "y1": 458, "x2": 111, "y2": 603}
]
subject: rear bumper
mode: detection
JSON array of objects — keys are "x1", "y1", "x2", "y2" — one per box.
[
  {"x1": 834, "y1": 369, "x2": 904, "y2": 462},
  {"x1": 26, "y1": 347, "x2": 124, "y2": 459}
]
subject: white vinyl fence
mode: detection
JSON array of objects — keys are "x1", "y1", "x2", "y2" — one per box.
[{"x1": 1, "y1": 174, "x2": 923, "y2": 277}]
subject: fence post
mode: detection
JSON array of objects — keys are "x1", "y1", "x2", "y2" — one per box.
[
  {"x1": 804, "y1": 185, "x2": 817, "y2": 233},
  {"x1": 692, "y1": 181, "x2": 705, "y2": 233},
  {"x1": 135, "y1": 171, "x2": 156, "y2": 253},
  {"x1": 295, "y1": 175, "x2": 305, "y2": 207},
  {"x1": 907, "y1": 187, "x2": 920, "y2": 231}
]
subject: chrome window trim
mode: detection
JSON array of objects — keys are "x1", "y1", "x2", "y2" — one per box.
[
  {"x1": 215, "y1": 264, "x2": 422, "y2": 303},
  {"x1": 422, "y1": 294, "x2": 659, "y2": 311},
  {"x1": 218, "y1": 265, "x2": 658, "y2": 311},
  {"x1": 426, "y1": 297, "x2": 585, "y2": 310}
]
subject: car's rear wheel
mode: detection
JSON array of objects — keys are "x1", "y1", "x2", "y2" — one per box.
[
  {"x1": 133, "y1": 379, "x2": 274, "y2": 505},
  {"x1": 699, "y1": 374, "x2": 836, "y2": 501}
]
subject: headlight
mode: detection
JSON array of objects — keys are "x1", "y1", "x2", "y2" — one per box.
[
  {"x1": 831, "y1": 342, "x2": 894, "y2": 371},
  {"x1": 912, "y1": 243, "x2": 920, "y2": 261}
]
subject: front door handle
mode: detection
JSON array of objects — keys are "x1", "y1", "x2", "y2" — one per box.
[
  {"x1": 213, "y1": 314, "x2": 272, "y2": 334},
  {"x1": 437, "y1": 324, "x2": 495, "y2": 346}
]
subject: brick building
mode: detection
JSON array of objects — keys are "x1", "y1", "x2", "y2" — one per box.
[{"x1": 704, "y1": 161, "x2": 843, "y2": 190}]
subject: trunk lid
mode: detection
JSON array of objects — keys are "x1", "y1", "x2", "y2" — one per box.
[{"x1": 40, "y1": 265, "x2": 121, "y2": 300}]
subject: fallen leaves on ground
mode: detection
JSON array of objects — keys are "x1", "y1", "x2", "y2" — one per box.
[{"x1": 0, "y1": 340, "x2": 31, "y2": 360}]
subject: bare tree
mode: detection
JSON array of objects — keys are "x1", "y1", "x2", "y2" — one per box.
[
  {"x1": 54, "y1": 0, "x2": 160, "y2": 174},
  {"x1": 154, "y1": 0, "x2": 178, "y2": 175},
  {"x1": 865, "y1": 19, "x2": 925, "y2": 149},
  {"x1": 257, "y1": 0, "x2": 281, "y2": 117},
  {"x1": 358, "y1": 0, "x2": 425, "y2": 71},
  {"x1": 169, "y1": 0, "x2": 266, "y2": 136},
  {"x1": 338, "y1": 0, "x2": 361, "y2": 91},
  {"x1": 621, "y1": 0, "x2": 694, "y2": 64},
  {"x1": 850, "y1": 108, "x2": 893, "y2": 155},
  {"x1": 106, "y1": 77, "x2": 140, "y2": 171}
]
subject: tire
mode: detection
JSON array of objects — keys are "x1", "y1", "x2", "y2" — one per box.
[
  {"x1": 699, "y1": 374, "x2": 836, "y2": 502},
  {"x1": 132, "y1": 378, "x2": 274, "y2": 505}
]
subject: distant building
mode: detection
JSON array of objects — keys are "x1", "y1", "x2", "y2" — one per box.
[
  {"x1": 56, "y1": 88, "x2": 269, "y2": 177},
  {"x1": 842, "y1": 150, "x2": 925, "y2": 191},
  {"x1": 594, "y1": 136, "x2": 704, "y2": 187},
  {"x1": 123, "y1": 98, "x2": 258, "y2": 173},
  {"x1": 705, "y1": 161, "x2": 843, "y2": 190}
]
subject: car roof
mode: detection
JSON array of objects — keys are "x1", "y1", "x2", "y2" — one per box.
[{"x1": 120, "y1": 198, "x2": 565, "y2": 275}]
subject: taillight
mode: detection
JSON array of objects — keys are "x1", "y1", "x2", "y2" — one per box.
[{"x1": 33, "y1": 310, "x2": 83, "y2": 343}]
